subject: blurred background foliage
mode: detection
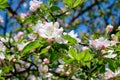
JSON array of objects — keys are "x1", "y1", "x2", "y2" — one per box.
[{"x1": 0, "y1": 0, "x2": 120, "y2": 36}]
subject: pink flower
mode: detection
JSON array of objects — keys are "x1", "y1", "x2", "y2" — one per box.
[{"x1": 106, "y1": 24, "x2": 114, "y2": 32}]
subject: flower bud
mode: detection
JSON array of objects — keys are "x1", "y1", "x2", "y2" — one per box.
[
  {"x1": 66, "y1": 71, "x2": 70, "y2": 76},
  {"x1": 106, "y1": 25, "x2": 114, "y2": 32},
  {"x1": 47, "y1": 38, "x2": 53, "y2": 42},
  {"x1": 43, "y1": 58, "x2": 50, "y2": 65},
  {"x1": 118, "y1": 26, "x2": 120, "y2": 30}
]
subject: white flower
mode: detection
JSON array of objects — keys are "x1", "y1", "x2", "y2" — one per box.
[
  {"x1": 104, "y1": 50, "x2": 117, "y2": 58},
  {"x1": 64, "y1": 30, "x2": 81, "y2": 43},
  {"x1": 33, "y1": 21, "x2": 67, "y2": 44},
  {"x1": 29, "y1": 0, "x2": 42, "y2": 12},
  {"x1": 38, "y1": 64, "x2": 48, "y2": 74},
  {"x1": 28, "y1": 75, "x2": 36, "y2": 80},
  {"x1": 17, "y1": 42, "x2": 29, "y2": 51},
  {"x1": 105, "y1": 68, "x2": 120, "y2": 79},
  {"x1": 0, "y1": 42, "x2": 6, "y2": 52},
  {"x1": 110, "y1": 40, "x2": 117, "y2": 46},
  {"x1": 89, "y1": 37, "x2": 110, "y2": 50},
  {"x1": 0, "y1": 15, "x2": 4, "y2": 25},
  {"x1": 14, "y1": 31, "x2": 24, "y2": 42},
  {"x1": 28, "y1": 34, "x2": 37, "y2": 41},
  {"x1": 45, "y1": 73, "x2": 53, "y2": 78},
  {"x1": 0, "y1": 52, "x2": 5, "y2": 60}
]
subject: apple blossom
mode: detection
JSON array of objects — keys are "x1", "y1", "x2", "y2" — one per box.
[
  {"x1": 14, "y1": 32, "x2": 24, "y2": 42},
  {"x1": 28, "y1": 34, "x2": 37, "y2": 41},
  {"x1": 29, "y1": 0, "x2": 42, "y2": 12},
  {"x1": 105, "y1": 68, "x2": 120, "y2": 79},
  {"x1": 89, "y1": 37, "x2": 110, "y2": 50},
  {"x1": 38, "y1": 64, "x2": 48, "y2": 74},
  {"x1": 28, "y1": 75, "x2": 36, "y2": 80},
  {"x1": 33, "y1": 21, "x2": 67, "y2": 44},
  {"x1": 17, "y1": 42, "x2": 29, "y2": 51},
  {"x1": 64, "y1": 30, "x2": 81, "y2": 43},
  {"x1": 106, "y1": 24, "x2": 114, "y2": 32},
  {"x1": 0, "y1": 52, "x2": 5, "y2": 60},
  {"x1": 104, "y1": 50, "x2": 117, "y2": 58}
]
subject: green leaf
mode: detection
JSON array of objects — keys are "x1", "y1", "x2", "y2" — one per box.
[
  {"x1": 0, "y1": 0, "x2": 8, "y2": 9},
  {"x1": 73, "y1": 0, "x2": 83, "y2": 7},
  {"x1": 50, "y1": 52, "x2": 59, "y2": 63},
  {"x1": 22, "y1": 41, "x2": 42, "y2": 54},
  {"x1": 64, "y1": 0, "x2": 73, "y2": 8},
  {"x1": 76, "y1": 50, "x2": 91, "y2": 61},
  {"x1": 50, "y1": 6, "x2": 61, "y2": 12},
  {"x1": 68, "y1": 47, "x2": 77, "y2": 59},
  {"x1": 99, "y1": 65, "x2": 105, "y2": 73}
]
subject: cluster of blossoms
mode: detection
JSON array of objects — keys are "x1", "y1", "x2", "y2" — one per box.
[{"x1": 29, "y1": 0, "x2": 42, "y2": 12}]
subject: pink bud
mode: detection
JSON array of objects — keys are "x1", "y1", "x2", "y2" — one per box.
[
  {"x1": 66, "y1": 71, "x2": 70, "y2": 76},
  {"x1": 46, "y1": 46, "x2": 51, "y2": 50},
  {"x1": 17, "y1": 32, "x2": 24, "y2": 38},
  {"x1": 100, "y1": 44, "x2": 106, "y2": 50},
  {"x1": 118, "y1": 26, "x2": 120, "y2": 30},
  {"x1": 43, "y1": 58, "x2": 50, "y2": 65},
  {"x1": 107, "y1": 25, "x2": 114, "y2": 32},
  {"x1": 47, "y1": 38, "x2": 53, "y2": 42}
]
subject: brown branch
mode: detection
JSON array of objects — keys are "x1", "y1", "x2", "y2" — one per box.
[{"x1": 68, "y1": 0, "x2": 102, "y2": 25}]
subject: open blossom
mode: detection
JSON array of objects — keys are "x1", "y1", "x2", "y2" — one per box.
[
  {"x1": 17, "y1": 42, "x2": 29, "y2": 51},
  {"x1": 29, "y1": 0, "x2": 42, "y2": 12},
  {"x1": 89, "y1": 37, "x2": 110, "y2": 50},
  {"x1": 28, "y1": 34, "x2": 37, "y2": 41},
  {"x1": 64, "y1": 30, "x2": 81, "y2": 43},
  {"x1": 105, "y1": 68, "x2": 120, "y2": 79},
  {"x1": 33, "y1": 21, "x2": 67, "y2": 44},
  {"x1": 104, "y1": 50, "x2": 117, "y2": 58}
]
